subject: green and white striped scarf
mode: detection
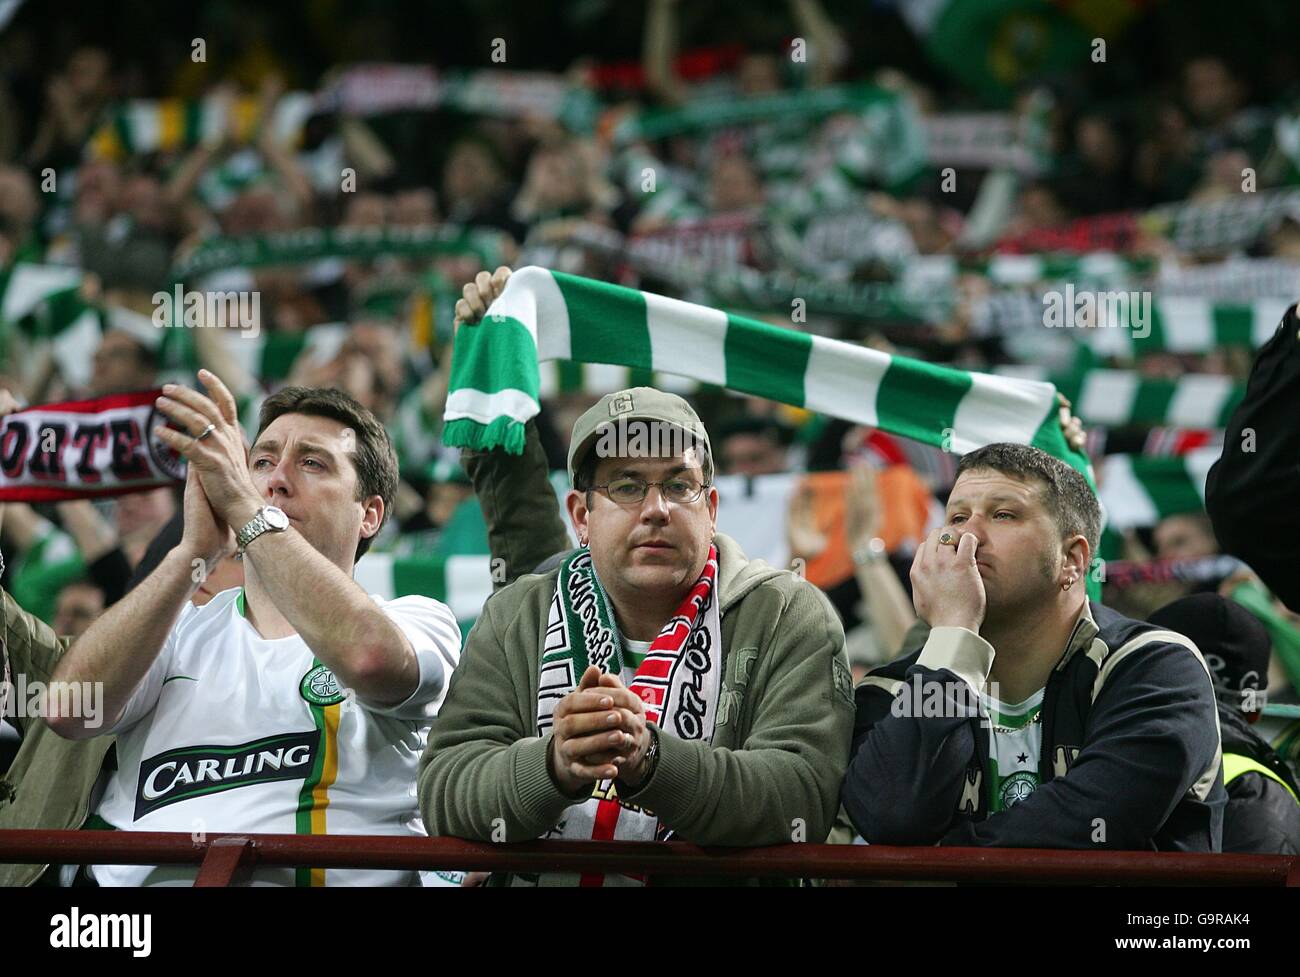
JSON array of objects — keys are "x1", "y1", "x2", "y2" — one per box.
[
  {"x1": 534, "y1": 359, "x2": 1245, "y2": 432},
  {"x1": 87, "y1": 93, "x2": 316, "y2": 160},
  {"x1": 0, "y1": 262, "x2": 107, "y2": 388},
  {"x1": 0, "y1": 263, "x2": 95, "y2": 337},
  {"x1": 353, "y1": 550, "x2": 492, "y2": 639},
  {"x1": 171, "y1": 225, "x2": 506, "y2": 281},
  {"x1": 615, "y1": 83, "x2": 905, "y2": 143},
  {"x1": 550, "y1": 220, "x2": 947, "y2": 320},
  {"x1": 923, "y1": 111, "x2": 1049, "y2": 174},
  {"x1": 1156, "y1": 258, "x2": 1300, "y2": 302},
  {"x1": 1143, "y1": 188, "x2": 1300, "y2": 255},
  {"x1": 613, "y1": 83, "x2": 928, "y2": 197},
  {"x1": 1097, "y1": 449, "x2": 1218, "y2": 530},
  {"x1": 1083, "y1": 297, "x2": 1292, "y2": 355},
  {"x1": 995, "y1": 366, "x2": 1245, "y2": 429},
  {"x1": 921, "y1": 253, "x2": 1156, "y2": 287},
  {"x1": 442, "y1": 266, "x2": 1093, "y2": 480}
]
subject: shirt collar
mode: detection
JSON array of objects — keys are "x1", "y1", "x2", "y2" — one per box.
[{"x1": 1055, "y1": 600, "x2": 1100, "y2": 670}]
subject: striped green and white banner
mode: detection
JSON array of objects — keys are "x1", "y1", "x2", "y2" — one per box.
[
  {"x1": 88, "y1": 92, "x2": 317, "y2": 160},
  {"x1": 353, "y1": 551, "x2": 494, "y2": 636},
  {"x1": 171, "y1": 225, "x2": 506, "y2": 281},
  {"x1": 0, "y1": 262, "x2": 91, "y2": 333},
  {"x1": 907, "y1": 252, "x2": 1155, "y2": 287},
  {"x1": 1143, "y1": 188, "x2": 1300, "y2": 254},
  {"x1": 538, "y1": 360, "x2": 706, "y2": 400},
  {"x1": 443, "y1": 266, "x2": 1093, "y2": 481},
  {"x1": 1097, "y1": 448, "x2": 1219, "y2": 530},
  {"x1": 1085, "y1": 297, "x2": 1292, "y2": 355},
  {"x1": 0, "y1": 262, "x2": 103, "y2": 387},
  {"x1": 543, "y1": 360, "x2": 1245, "y2": 431},
  {"x1": 995, "y1": 366, "x2": 1245, "y2": 428},
  {"x1": 148, "y1": 318, "x2": 323, "y2": 376}
]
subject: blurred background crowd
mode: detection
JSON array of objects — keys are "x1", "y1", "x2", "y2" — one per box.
[{"x1": 2, "y1": 0, "x2": 1299, "y2": 771}]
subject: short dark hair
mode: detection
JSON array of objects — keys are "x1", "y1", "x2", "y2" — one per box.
[
  {"x1": 255, "y1": 386, "x2": 398, "y2": 561},
  {"x1": 954, "y1": 443, "x2": 1100, "y2": 553},
  {"x1": 573, "y1": 433, "x2": 714, "y2": 494}
]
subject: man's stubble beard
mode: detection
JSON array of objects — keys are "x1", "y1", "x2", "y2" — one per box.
[{"x1": 982, "y1": 545, "x2": 1062, "y2": 630}]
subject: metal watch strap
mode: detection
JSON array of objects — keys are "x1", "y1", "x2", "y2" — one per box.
[
  {"x1": 236, "y1": 511, "x2": 269, "y2": 552},
  {"x1": 237, "y1": 508, "x2": 287, "y2": 552}
]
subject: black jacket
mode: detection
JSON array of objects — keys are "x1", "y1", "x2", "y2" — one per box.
[
  {"x1": 1205, "y1": 303, "x2": 1300, "y2": 612},
  {"x1": 1218, "y1": 703, "x2": 1300, "y2": 854},
  {"x1": 842, "y1": 601, "x2": 1226, "y2": 850}
]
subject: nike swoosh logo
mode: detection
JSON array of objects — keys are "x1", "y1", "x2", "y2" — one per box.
[{"x1": 161, "y1": 675, "x2": 198, "y2": 686}]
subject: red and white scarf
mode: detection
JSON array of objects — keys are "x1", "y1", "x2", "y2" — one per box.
[
  {"x1": 0, "y1": 390, "x2": 184, "y2": 501},
  {"x1": 529, "y1": 544, "x2": 723, "y2": 886}
]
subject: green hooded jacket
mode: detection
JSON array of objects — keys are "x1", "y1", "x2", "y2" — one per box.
[
  {"x1": 418, "y1": 422, "x2": 855, "y2": 876},
  {"x1": 0, "y1": 589, "x2": 114, "y2": 887}
]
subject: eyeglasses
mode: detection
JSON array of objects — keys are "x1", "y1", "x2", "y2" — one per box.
[{"x1": 592, "y1": 475, "x2": 708, "y2": 506}]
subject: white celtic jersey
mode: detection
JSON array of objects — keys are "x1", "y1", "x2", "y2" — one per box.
[
  {"x1": 90, "y1": 587, "x2": 461, "y2": 887},
  {"x1": 979, "y1": 688, "x2": 1045, "y2": 815}
]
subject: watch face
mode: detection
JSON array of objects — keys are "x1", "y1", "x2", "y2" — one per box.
[{"x1": 262, "y1": 506, "x2": 290, "y2": 530}]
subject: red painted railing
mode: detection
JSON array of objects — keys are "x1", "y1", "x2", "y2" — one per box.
[{"x1": 1, "y1": 830, "x2": 1296, "y2": 886}]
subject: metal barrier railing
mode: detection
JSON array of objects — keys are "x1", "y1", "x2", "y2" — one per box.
[{"x1": 1, "y1": 830, "x2": 1296, "y2": 886}]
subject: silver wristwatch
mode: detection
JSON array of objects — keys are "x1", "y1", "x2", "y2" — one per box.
[{"x1": 236, "y1": 505, "x2": 290, "y2": 552}]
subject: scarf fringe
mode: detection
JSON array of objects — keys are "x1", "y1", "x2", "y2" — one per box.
[{"x1": 441, "y1": 416, "x2": 528, "y2": 455}]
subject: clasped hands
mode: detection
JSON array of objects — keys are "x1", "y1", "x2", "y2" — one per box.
[
  {"x1": 153, "y1": 369, "x2": 263, "y2": 563},
  {"x1": 549, "y1": 665, "x2": 654, "y2": 797}
]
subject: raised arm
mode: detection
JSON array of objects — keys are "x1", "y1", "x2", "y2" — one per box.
[
  {"x1": 46, "y1": 468, "x2": 225, "y2": 738},
  {"x1": 788, "y1": 0, "x2": 848, "y2": 88},
  {"x1": 643, "y1": 0, "x2": 689, "y2": 106},
  {"x1": 842, "y1": 524, "x2": 990, "y2": 843},
  {"x1": 453, "y1": 267, "x2": 571, "y2": 588},
  {"x1": 153, "y1": 370, "x2": 423, "y2": 709}
]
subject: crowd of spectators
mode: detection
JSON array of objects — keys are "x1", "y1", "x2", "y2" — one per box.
[{"x1": 2, "y1": 0, "x2": 1300, "y2": 781}]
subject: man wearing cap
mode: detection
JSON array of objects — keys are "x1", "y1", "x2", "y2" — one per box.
[
  {"x1": 418, "y1": 268, "x2": 854, "y2": 885},
  {"x1": 1149, "y1": 594, "x2": 1300, "y2": 853}
]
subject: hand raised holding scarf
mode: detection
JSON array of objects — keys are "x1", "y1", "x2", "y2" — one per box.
[{"x1": 454, "y1": 265, "x2": 512, "y2": 327}]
